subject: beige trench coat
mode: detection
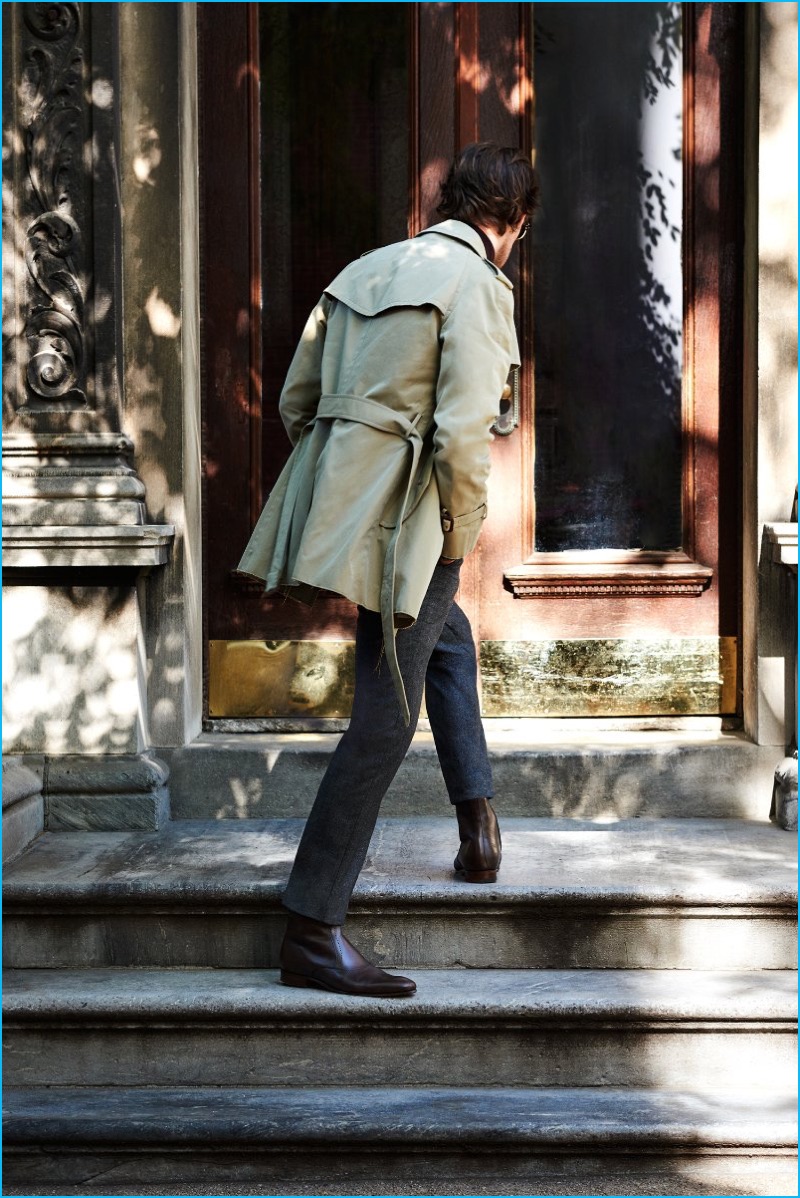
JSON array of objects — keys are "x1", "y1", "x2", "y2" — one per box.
[{"x1": 237, "y1": 219, "x2": 520, "y2": 720}]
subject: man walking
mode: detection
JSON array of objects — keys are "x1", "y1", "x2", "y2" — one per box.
[{"x1": 238, "y1": 143, "x2": 538, "y2": 997}]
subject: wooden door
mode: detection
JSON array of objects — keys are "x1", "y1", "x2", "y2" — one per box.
[{"x1": 200, "y1": 3, "x2": 742, "y2": 723}]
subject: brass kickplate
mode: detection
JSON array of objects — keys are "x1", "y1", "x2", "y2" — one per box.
[
  {"x1": 208, "y1": 636, "x2": 737, "y2": 719},
  {"x1": 480, "y1": 636, "x2": 738, "y2": 717},
  {"x1": 208, "y1": 639, "x2": 356, "y2": 718}
]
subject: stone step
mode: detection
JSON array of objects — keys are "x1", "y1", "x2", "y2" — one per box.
[
  {"x1": 4, "y1": 818, "x2": 796, "y2": 970},
  {"x1": 3, "y1": 1085, "x2": 797, "y2": 1195},
  {"x1": 161, "y1": 729, "x2": 779, "y2": 820},
  {"x1": 3, "y1": 967, "x2": 796, "y2": 1091}
]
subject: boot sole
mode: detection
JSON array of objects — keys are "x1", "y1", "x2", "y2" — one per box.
[
  {"x1": 454, "y1": 868, "x2": 499, "y2": 884},
  {"x1": 279, "y1": 970, "x2": 416, "y2": 997}
]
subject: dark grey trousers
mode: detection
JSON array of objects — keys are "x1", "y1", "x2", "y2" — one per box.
[{"x1": 282, "y1": 559, "x2": 494, "y2": 926}]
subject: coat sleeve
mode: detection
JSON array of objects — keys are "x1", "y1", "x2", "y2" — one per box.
[
  {"x1": 278, "y1": 295, "x2": 331, "y2": 446},
  {"x1": 433, "y1": 270, "x2": 516, "y2": 558}
]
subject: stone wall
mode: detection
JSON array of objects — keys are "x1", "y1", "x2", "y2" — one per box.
[{"x1": 742, "y1": 2, "x2": 799, "y2": 747}]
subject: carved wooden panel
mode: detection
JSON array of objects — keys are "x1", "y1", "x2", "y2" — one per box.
[{"x1": 504, "y1": 551, "x2": 713, "y2": 598}]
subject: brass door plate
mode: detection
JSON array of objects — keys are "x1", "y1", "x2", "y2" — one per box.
[
  {"x1": 208, "y1": 636, "x2": 737, "y2": 719},
  {"x1": 208, "y1": 640, "x2": 355, "y2": 718},
  {"x1": 480, "y1": 637, "x2": 737, "y2": 717}
]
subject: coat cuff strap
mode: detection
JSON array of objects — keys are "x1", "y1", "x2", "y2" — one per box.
[
  {"x1": 440, "y1": 504, "x2": 487, "y2": 558},
  {"x1": 440, "y1": 504, "x2": 487, "y2": 532}
]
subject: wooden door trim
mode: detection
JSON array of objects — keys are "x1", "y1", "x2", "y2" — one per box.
[
  {"x1": 455, "y1": 2, "x2": 479, "y2": 147},
  {"x1": 245, "y1": 2, "x2": 263, "y2": 529},
  {"x1": 505, "y1": 550, "x2": 713, "y2": 599},
  {"x1": 408, "y1": 5, "x2": 421, "y2": 237}
]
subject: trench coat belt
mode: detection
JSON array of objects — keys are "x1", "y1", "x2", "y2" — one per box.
[{"x1": 314, "y1": 393, "x2": 424, "y2": 726}]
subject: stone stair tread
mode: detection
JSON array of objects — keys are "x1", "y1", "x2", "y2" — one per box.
[
  {"x1": 4, "y1": 1085, "x2": 796, "y2": 1148},
  {"x1": 4, "y1": 966, "x2": 797, "y2": 1023},
  {"x1": 3, "y1": 817, "x2": 796, "y2": 907}
]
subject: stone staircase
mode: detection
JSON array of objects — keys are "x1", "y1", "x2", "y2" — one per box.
[{"x1": 2, "y1": 809, "x2": 797, "y2": 1195}]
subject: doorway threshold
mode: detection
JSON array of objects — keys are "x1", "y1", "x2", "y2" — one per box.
[
  {"x1": 165, "y1": 724, "x2": 776, "y2": 822},
  {"x1": 203, "y1": 714, "x2": 740, "y2": 741}
]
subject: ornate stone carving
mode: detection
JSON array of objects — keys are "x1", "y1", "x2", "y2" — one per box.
[{"x1": 20, "y1": 2, "x2": 86, "y2": 406}]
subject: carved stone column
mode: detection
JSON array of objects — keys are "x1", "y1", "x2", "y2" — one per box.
[{"x1": 2, "y1": 3, "x2": 174, "y2": 832}]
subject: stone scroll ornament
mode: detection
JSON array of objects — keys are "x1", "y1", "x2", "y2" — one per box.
[{"x1": 21, "y1": 2, "x2": 86, "y2": 405}]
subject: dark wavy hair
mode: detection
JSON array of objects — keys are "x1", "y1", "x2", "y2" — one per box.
[{"x1": 436, "y1": 143, "x2": 538, "y2": 233}]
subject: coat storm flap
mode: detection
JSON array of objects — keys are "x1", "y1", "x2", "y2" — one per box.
[{"x1": 237, "y1": 220, "x2": 520, "y2": 721}]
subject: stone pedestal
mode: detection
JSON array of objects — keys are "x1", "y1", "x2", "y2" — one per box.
[
  {"x1": 16, "y1": 753, "x2": 170, "y2": 832},
  {"x1": 2, "y1": 570, "x2": 172, "y2": 831},
  {"x1": 770, "y1": 752, "x2": 798, "y2": 832},
  {"x1": 764, "y1": 521, "x2": 798, "y2": 830},
  {"x1": 2, "y1": 435, "x2": 173, "y2": 832}
]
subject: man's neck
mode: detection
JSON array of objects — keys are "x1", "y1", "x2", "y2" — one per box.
[{"x1": 464, "y1": 221, "x2": 496, "y2": 262}]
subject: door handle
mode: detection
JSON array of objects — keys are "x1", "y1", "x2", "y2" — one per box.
[{"x1": 491, "y1": 367, "x2": 520, "y2": 437}]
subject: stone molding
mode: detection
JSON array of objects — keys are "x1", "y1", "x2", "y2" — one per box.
[
  {"x1": 3, "y1": 525, "x2": 173, "y2": 569},
  {"x1": 2, "y1": 759, "x2": 45, "y2": 863},
  {"x1": 11, "y1": 752, "x2": 170, "y2": 832},
  {"x1": 764, "y1": 522, "x2": 799, "y2": 570},
  {"x1": 3, "y1": 432, "x2": 146, "y2": 526},
  {"x1": 2, "y1": 759, "x2": 43, "y2": 810},
  {"x1": 2, "y1": 432, "x2": 174, "y2": 568}
]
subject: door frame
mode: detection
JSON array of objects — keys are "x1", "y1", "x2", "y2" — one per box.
[{"x1": 198, "y1": 1, "x2": 745, "y2": 724}]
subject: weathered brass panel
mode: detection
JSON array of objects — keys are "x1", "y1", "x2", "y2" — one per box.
[
  {"x1": 479, "y1": 637, "x2": 738, "y2": 717},
  {"x1": 209, "y1": 636, "x2": 738, "y2": 718},
  {"x1": 208, "y1": 640, "x2": 355, "y2": 718}
]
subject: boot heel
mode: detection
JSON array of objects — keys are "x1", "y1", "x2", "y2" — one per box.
[
  {"x1": 280, "y1": 970, "x2": 315, "y2": 988},
  {"x1": 461, "y1": 869, "x2": 498, "y2": 884}
]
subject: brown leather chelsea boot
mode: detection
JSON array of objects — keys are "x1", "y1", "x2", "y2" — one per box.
[
  {"x1": 453, "y1": 797, "x2": 502, "y2": 883},
  {"x1": 279, "y1": 912, "x2": 416, "y2": 997}
]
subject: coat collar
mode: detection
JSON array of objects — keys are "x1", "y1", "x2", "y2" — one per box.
[
  {"x1": 416, "y1": 219, "x2": 488, "y2": 259},
  {"x1": 415, "y1": 219, "x2": 514, "y2": 289}
]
